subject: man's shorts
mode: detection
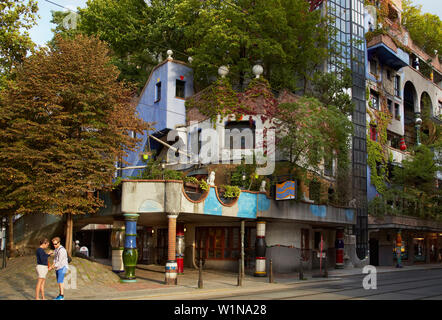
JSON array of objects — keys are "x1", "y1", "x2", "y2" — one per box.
[
  {"x1": 56, "y1": 266, "x2": 67, "y2": 283},
  {"x1": 36, "y1": 265, "x2": 48, "y2": 279}
]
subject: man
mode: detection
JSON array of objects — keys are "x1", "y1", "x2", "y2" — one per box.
[{"x1": 50, "y1": 237, "x2": 68, "y2": 300}]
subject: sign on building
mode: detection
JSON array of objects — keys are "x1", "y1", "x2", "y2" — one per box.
[{"x1": 276, "y1": 180, "x2": 297, "y2": 200}]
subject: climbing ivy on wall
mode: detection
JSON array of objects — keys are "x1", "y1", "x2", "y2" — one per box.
[{"x1": 366, "y1": 96, "x2": 392, "y2": 195}]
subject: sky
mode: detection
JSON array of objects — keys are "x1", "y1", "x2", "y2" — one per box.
[{"x1": 28, "y1": 0, "x2": 442, "y2": 47}]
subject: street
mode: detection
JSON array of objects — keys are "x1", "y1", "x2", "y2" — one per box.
[
  {"x1": 125, "y1": 267, "x2": 442, "y2": 300},
  {"x1": 206, "y1": 268, "x2": 442, "y2": 300}
]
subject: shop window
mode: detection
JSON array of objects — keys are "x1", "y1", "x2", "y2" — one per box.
[
  {"x1": 413, "y1": 237, "x2": 426, "y2": 262},
  {"x1": 314, "y1": 232, "x2": 321, "y2": 250},
  {"x1": 301, "y1": 229, "x2": 310, "y2": 262},
  {"x1": 195, "y1": 227, "x2": 255, "y2": 260},
  {"x1": 155, "y1": 82, "x2": 161, "y2": 102},
  {"x1": 176, "y1": 79, "x2": 185, "y2": 98}
]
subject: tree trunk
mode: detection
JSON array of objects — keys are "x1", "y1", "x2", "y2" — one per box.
[
  {"x1": 65, "y1": 213, "x2": 73, "y2": 257},
  {"x1": 7, "y1": 214, "x2": 14, "y2": 257}
]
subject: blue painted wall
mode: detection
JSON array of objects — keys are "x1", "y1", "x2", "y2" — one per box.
[{"x1": 120, "y1": 60, "x2": 194, "y2": 178}]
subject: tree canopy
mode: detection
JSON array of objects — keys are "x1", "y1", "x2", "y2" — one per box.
[
  {"x1": 402, "y1": 0, "x2": 442, "y2": 62},
  {"x1": 0, "y1": 35, "x2": 148, "y2": 217},
  {"x1": 0, "y1": 0, "x2": 38, "y2": 89},
  {"x1": 50, "y1": 0, "x2": 330, "y2": 92}
]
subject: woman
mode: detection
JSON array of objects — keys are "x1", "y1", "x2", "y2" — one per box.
[{"x1": 35, "y1": 238, "x2": 53, "y2": 300}]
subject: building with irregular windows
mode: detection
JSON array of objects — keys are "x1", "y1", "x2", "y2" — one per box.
[{"x1": 364, "y1": 0, "x2": 442, "y2": 266}]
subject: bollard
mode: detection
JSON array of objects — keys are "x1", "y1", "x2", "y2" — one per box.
[
  {"x1": 237, "y1": 258, "x2": 242, "y2": 286},
  {"x1": 324, "y1": 256, "x2": 328, "y2": 278},
  {"x1": 198, "y1": 259, "x2": 203, "y2": 289},
  {"x1": 299, "y1": 259, "x2": 304, "y2": 280},
  {"x1": 269, "y1": 259, "x2": 274, "y2": 283}
]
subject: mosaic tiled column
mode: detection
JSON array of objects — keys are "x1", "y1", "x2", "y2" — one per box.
[
  {"x1": 395, "y1": 230, "x2": 403, "y2": 268},
  {"x1": 121, "y1": 213, "x2": 139, "y2": 282},
  {"x1": 254, "y1": 221, "x2": 267, "y2": 277},
  {"x1": 111, "y1": 220, "x2": 125, "y2": 273},
  {"x1": 165, "y1": 214, "x2": 178, "y2": 285},
  {"x1": 335, "y1": 228, "x2": 344, "y2": 269}
]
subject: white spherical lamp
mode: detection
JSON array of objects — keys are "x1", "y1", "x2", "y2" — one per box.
[
  {"x1": 218, "y1": 65, "x2": 229, "y2": 78},
  {"x1": 252, "y1": 64, "x2": 263, "y2": 78}
]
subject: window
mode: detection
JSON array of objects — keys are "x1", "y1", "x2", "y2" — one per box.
[
  {"x1": 155, "y1": 82, "x2": 161, "y2": 102},
  {"x1": 370, "y1": 90, "x2": 379, "y2": 110},
  {"x1": 224, "y1": 121, "x2": 255, "y2": 149},
  {"x1": 394, "y1": 76, "x2": 400, "y2": 97},
  {"x1": 195, "y1": 227, "x2": 255, "y2": 260},
  {"x1": 387, "y1": 99, "x2": 393, "y2": 115},
  {"x1": 369, "y1": 59, "x2": 377, "y2": 75},
  {"x1": 314, "y1": 232, "x2": 321, "y2": 250},
  {"x1": 176, "y1": 79, "x2": 185, "y2": 98},
  {"x1": 370, "y1": 124, "x2": 377, "y2": 141},
  {"x1": 387, "y1": 70, "x2": 391, "y2": 80},
  {"x1": 394, "y1": 103, "x2": 400, "y2": 120},
  {"x1": 387, "y1": 131, "x2": 401, "y2": 149},
  {"x1": 301, "y1": 229, "x2": 310, "y2": 262},
  {"x1": 324, "y1": 153, "x2": 334, "y2": 177}
]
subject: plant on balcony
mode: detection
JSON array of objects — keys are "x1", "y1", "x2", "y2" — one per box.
[
  {"x1": 184, "y1": 176, "x2": 209, "y2": 193},
  {"x1": 219, "y1": 185, "x2": 241, "y2": 199}
]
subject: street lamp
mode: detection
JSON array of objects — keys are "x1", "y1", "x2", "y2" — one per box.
[
  {"x1": 161, "y1": 160, "x2": 166, "y2": 180},
  {"x1": 415, "y1": 114, "x2": 422, "y2": 146}
]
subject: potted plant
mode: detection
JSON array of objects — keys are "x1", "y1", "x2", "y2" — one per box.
[{"x1": 218, "y1": 185, "x2": 241, "y2": 204}]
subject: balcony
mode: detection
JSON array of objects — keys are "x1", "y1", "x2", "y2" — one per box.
[{"x1": 367, "y1": 34, "x2": 409, "y2": 71}]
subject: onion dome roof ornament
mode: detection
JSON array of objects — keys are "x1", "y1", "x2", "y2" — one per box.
[
  {"x1": 252, "y1": 64, "x2": 263, "y2": 78},
  {"x1": 218, "y1": 65, "x2": 229, "y2": 78}
]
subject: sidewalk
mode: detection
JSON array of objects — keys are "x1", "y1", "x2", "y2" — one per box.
[
  {"x1": 70, "y1": 262, "x2": 442, "y2": 300},
  {"x1": 1, "y1": 255, "x2": 441, "y2": 300}
]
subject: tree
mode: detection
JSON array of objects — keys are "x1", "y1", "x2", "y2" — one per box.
[
  {"x1": 175, "y1": 0, "x2": 329, "y2": 91},
  {"x1": 50, "y1": 0, "x2": 185, "y2": 90},
  {"x1": 402, "y1": 0, "x2": 442, "y2": 62},
  {"x1": 0, "y1": 0, "x2": 38, "y2": 89},
  {"x1": 275, "y1": 96, "x2": 353, "y2": 176},
  {"x1": 0, "y1": 35, "x2": 149, "y2": 255},
  {"x1": 369, "y1": 145, "x2": 441, "y2": 220}
]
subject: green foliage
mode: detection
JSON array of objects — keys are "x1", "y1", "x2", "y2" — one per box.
[
  {"x1": 276, "y1": 96, "x2": 353, "y2": 175},
  {"x1": 310, "y1": 68, "x2": 354, "y2": 115},
  {"x1": 171, "y1": 0, "x2": 330, "y2": 91},
  {"x1": 229, "y1": 160, "x2": 262, "y2": 191},
  {"x1": 367, "y1": 135, "x2": 388, "y2": 195},
  {"x1": 0, "y1": 0, "x2": 38, "y2": 89},
  {"x1": 402, "y1": 0, "x2": 442, "y2": 62},
  {"x1": 369, "y1": 145, "x2": 441, "y2": 220},
  {"x1": 219, "y1": 185, "x2": 241, "y2": 199},
  {"x1": 0, "y1": 35, "x2": 147, "y2": 216},
  {"x1": 133, "y1": 156, "x2": 183, "y2": 180},
  {"x1": 184, "y1": 176, "x2": 209, "y2": 191}
]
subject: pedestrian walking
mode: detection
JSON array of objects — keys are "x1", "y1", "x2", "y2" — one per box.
[
  {"x1": 35, "y1": 238, "x2": 52, "y2": 300},
  {"x1": 50, "y1": 237, "x2": 68, "y2": 300}
]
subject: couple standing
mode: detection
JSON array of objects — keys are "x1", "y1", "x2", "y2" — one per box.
[{"x1": 35, "y1": 237, "x2": 69, "y2": 300}]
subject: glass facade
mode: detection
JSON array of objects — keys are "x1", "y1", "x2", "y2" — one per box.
[{"x1": 326, "y1": 0, "x2": 368, "y2": 259}]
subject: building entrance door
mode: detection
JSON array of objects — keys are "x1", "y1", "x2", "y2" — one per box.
[
  {"x1": 156, "y1": 228, "x2": 168, "y2": 265},
  {"x1": 369, "y1": 238, "x2": 379, "y2": 266}
]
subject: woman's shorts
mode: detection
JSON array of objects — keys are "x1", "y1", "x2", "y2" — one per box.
[
  {"x1": 56, "y1": 266, "x2": 67, "y2": 283},
  {"x1": 36, "y1": 265, "x2": 48, "y2": 279}
]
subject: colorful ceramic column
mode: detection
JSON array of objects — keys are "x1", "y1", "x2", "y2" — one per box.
[
  {"x1": 111, "y1": 220, "x2": 125, "y2": 273},
  {"x1": 176, "y1": 223, "x2": 185, "y2": 274},
  {"x1": 254, "y1": 221, "x2": 267, "y2": 277},
  {"x1": 165, "y1": 214, "x2": 178, "y2": 285},
  {"x1": 335, "y1": 228, "x2": 344, "y2": 269},
  {"x1": 122, "y1": 213, "x2": 139, "y2": 282},
  {"x1": 396, "y1": 230, "x2": 403, "y2": 268}
]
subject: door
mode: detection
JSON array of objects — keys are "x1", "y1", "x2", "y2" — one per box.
[
  {"x1": 156, "y1": 228, "x2": 168, "y2": 265},
  {"x1": 369, "y1": 238, "x2": 379, "y2": 266}
]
